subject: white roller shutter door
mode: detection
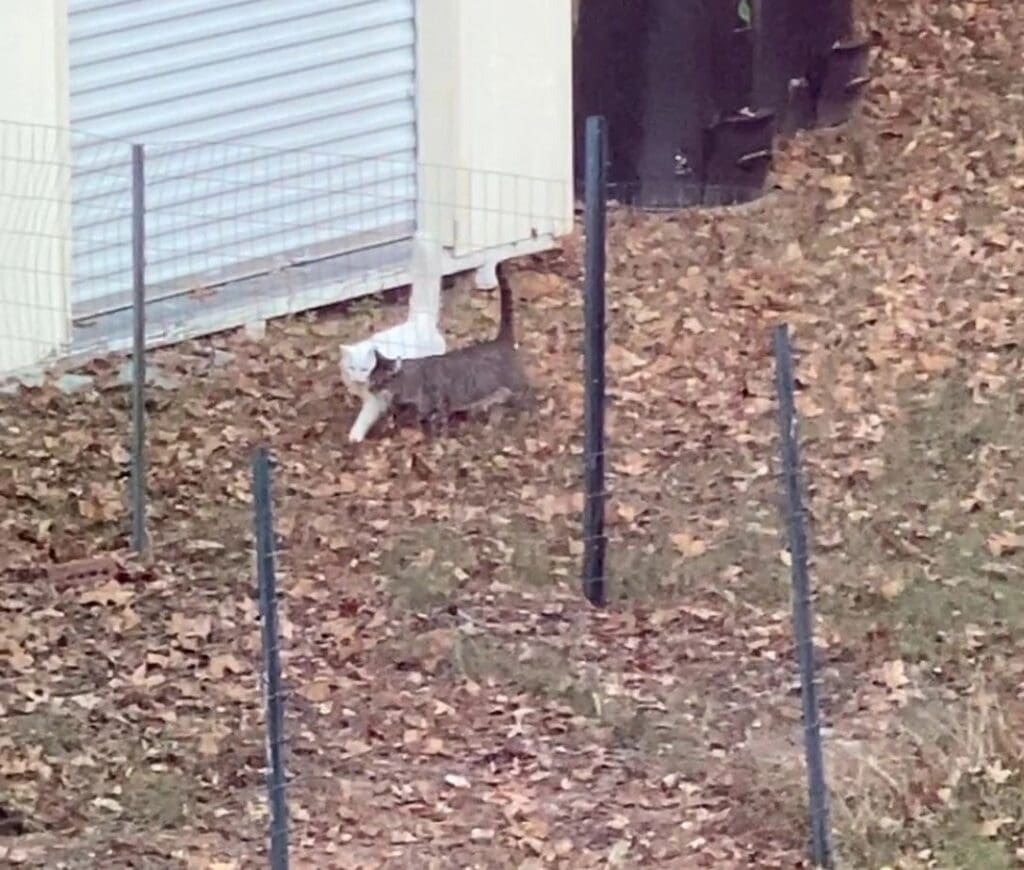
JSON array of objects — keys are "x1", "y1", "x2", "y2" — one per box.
[{"x1": 69, "y1": 0, "x2": 417, "y2": 312}]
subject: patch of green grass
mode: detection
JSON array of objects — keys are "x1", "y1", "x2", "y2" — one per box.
[
  {"x1": 822, "y1": 375, "x2": 1024, "y2": 667},
  {"x1": 937, "y1": 819, "x2": 1015, "y2": 870},
  {"x1": 606, "y1": 507, "x2": 788, "y2": 610},
  {"x1": 605, "y1": 538, "x2": 682, "y2": 603},
  {"x1": 884, "y1": 378, "x2": 1019, "y2": 503},
  {"x1": 453, "y1": 634, "x2": 602, "y2": 717},
  {"x1": 119, "y1": 765, "x2": 196, "y2": 829},
  {"x1": 501, "y1": 520, "x2": 561, "y2": 588},
  {"x1": 8, "y1": 709, "x2": 84, "y2": 758},
  {"x1": 605, "y1": 687, "x2": 726, "y2": 779},
  {"x1": 450, "y1": 632, "x2": 720, "y2": 779},
  {"x1": 380, "y1": 522, "x2": 480, "y2": 611},
  {"x1": 886, "y1": 569, "x2": 1024, "y2": 665}
]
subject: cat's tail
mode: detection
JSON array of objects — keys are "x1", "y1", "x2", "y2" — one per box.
[{"x1": 496, "y1": 260, "x2": 515, "y2": 344}]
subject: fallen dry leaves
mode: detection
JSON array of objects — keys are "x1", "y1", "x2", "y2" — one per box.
[{"x1": 2, "y1": 0, "x2": 1024, "y2": 866}]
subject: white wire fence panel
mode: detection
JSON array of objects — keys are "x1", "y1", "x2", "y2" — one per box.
[
  {"x1": 72, "y1": 140, "x2": 417, "y2": 313},
  {"x1": 0, "y1": 118, "x2": 573, "y2": 374},
  {"x1": 0, "y1": 122, "x2": 73, "y2": 373},
  {"x1": 69, "y1": 131, "x2": 134, "y2": 311},
  {"x1": 418, "y1": 163, "x2": 574, "y2": 259}
]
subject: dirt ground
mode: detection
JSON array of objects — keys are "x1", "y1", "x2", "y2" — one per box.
[{"x1": 2, "y1": 1, "x2": 1023, "y2": 868}]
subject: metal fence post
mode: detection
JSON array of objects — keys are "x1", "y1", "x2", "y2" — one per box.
[
  {"x1": 772, "y1": 323, "x2": 833, "y2": 869},
  {"x1": 582, "y1": 114, "x2": 609, "y2": 608},
  {"x1": 130, "y1": 143, "x2": 147, "y2": 553},
  {"x1": 252, "y1": 448, "x2": 289, "y2": 870}
]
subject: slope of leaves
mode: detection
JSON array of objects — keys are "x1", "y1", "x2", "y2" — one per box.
[{"x1": 2, "y1": 0, "x2": 1023, "y2": 866}]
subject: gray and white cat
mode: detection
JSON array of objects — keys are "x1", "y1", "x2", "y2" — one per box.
[
  {"x1": 363, "y1": 262, "x2": 533, "y2": 437},
  {"x1": 340, "y1": 314, "x2": 446, "y2": 442},
  {"x1": 340, "y1": 235, "x2": 447, "y2": 443}
]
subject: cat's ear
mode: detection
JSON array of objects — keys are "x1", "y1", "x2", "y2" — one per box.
[{"x1": 371, "y1": 349, "x2": 402, "y2": 376}]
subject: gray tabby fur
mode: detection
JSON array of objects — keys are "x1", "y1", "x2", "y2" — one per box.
[{"x1": 366, "y1": 261, "x2": 533, "y2": 434}]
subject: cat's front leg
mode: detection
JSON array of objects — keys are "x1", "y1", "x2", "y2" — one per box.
[
  {"x1": 422, "y1": 399, "x2": 449, "y2": 439},
  {"x1": 518, "y1": 387, "x2": 539, "y2": 412},
  {"x1": 348, "y1": 392, "x2": 388, "y2": 443},
  {"x1": 436, "y1": 399, "x2": 454, "y2": 438}
]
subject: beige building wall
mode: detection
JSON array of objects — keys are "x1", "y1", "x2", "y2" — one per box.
[
  {"x1": 416, "y1": 0, "x2": 574, "y2": 260},
  {"x1": 0, "y1": 0, "x2": 72, "y2": 374}
]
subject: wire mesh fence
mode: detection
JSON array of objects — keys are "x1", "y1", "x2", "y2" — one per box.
[
  {"x1": 0, "y1": 122, "x2": 72, "y2": 375},
  {"x1": 0, "y1": 114, "x2": 867, "y2": 867},
  {"x1": 0, "y1": 118, "x2": 571, "y2": 376}
]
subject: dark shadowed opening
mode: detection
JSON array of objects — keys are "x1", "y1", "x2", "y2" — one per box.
[
  {"x1": 573, "y1": 0, "x2": 772, "y2": 209},
  {"x1": 753, "y1": 0, "x2": 865, "y2": 133}
]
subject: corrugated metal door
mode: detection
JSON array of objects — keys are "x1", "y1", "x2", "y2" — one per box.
[{"x1": 68, "y1": 0, "x2": 417, "y2": 311}]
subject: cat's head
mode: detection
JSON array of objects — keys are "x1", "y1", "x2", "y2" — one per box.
[
  {"x1": 339, "y1": 343, "x2": 377, "y2": 384},
  {"x1": 366, "y1": 349, "x2": 402, "y2": 389}
]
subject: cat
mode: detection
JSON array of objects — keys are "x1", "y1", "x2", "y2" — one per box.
[
  {"x1": 340, "y1": 233, "x2": 448, "y2": 443},
  {"x1": 340, "y1": 313, "x2": 446, "y2": 443},
  {"x1": 363, "y1": 261, "x2": 533, "y2": 437}
]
